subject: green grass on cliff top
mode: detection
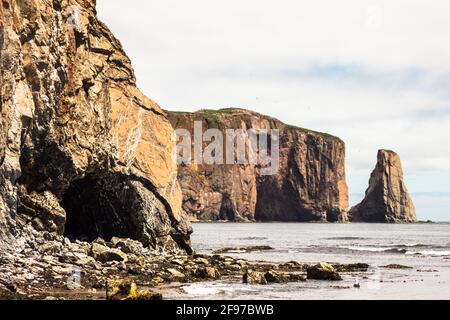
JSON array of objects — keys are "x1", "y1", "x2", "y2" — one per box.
[{"x1": 165, "y1": 107, "x2": 342, "y2": 142}]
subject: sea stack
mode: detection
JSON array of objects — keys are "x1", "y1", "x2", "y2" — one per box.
[{"x1": 349, "y1": 150, "x2": 416, "y2": 223}]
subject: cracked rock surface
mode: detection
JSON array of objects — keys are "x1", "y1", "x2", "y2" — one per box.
[
  {"x1": 168, "y1": 108, "x2": 349, "y2": 222},
  {"x1": 0, "y1": 0, "x2": 191, "y2": 251}
]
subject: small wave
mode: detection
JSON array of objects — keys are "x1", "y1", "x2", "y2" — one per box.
[
  {"x1": 342, "y1": 246, "x2": 394, "y2": 252},
  {"x1": 182, "y1": 285, "x2": 222, "y2": 296},
  {"x1": 405, "y1": 250, "x2": 450, "y2": 257},
  {"x1": 181, "y1": 283, "x2": 255, "y2": 297},
  {"x1": 226, "y1": 249, "x2": 247, "y2": 253},
  {"x1": 236, "y1": 237, "x2": 268, "y2": 240},
  {"x1": 396, "y1": 244, "x2": 433, "y2": 248},
  {"x1": 325, "y1": 237, "x2": 368, "y2": 240},
  {"x1": 341, "y1": 246, "x2": 408, "y2": 254},
  {"x1": 341, "y1": 246, "x2": 450, "y2": 257},
  {"x1": 213, "y1": 245, "x2": 274, "y2": 254},
  {"x1": 385, "y1": 248, "x2": 408, "y2": 254}
]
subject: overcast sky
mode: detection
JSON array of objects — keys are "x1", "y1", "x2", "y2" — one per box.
[{"x1": 97, "y1": 1, "x2": 450, "y2": 221}]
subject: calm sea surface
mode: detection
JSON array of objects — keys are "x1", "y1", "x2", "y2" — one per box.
[{"x1": 168, "y1": 223, "x2": 450, "y2": 300}]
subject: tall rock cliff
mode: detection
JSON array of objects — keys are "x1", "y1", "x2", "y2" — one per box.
[
  {"x1": 0, "y1": 0, "x2": 192, "y2": 252},
  {"x1": 167, "y1": 108, "x2": 349, "y2": 222},
  {"x1": 349, "y1": 150, "x2": 416, "y2": 223}
]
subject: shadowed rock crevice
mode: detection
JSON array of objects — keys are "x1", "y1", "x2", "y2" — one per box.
[
  {"x1": 62, "y1": 174, "x2": 138, "y2": 242},
  {"x1": 325, "y1": 209, "x2": 341, "y2": 222},
  {"x1": 219, "y1": 193, "x2": 238, "y2": 221},
  {"x1": 61, "y1": 172, "x2": 192, "y2": 251},
  {"x1": 254, "y1": 176, "x2": 318, "y2": 222}
]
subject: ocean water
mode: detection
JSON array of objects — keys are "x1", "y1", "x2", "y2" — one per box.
[{"x1": 168, "y1": 223, "x2": 450, "y2": 300}]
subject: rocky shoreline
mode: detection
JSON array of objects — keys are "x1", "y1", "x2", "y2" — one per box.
[{"x1": 0, "y1": 237, "x2": 370, "y2": 300}]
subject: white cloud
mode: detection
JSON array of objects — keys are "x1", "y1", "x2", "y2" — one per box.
[{"x1": 98, "y1": 0, "x2": 450, "y2": 71}]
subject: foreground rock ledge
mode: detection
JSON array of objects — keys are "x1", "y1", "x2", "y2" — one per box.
[{"x1": 349, "y1": 150, "x2": 416, "y2": 223}]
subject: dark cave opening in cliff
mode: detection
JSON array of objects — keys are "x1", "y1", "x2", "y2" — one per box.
[
  {"x1": 326, "y1": 210, "x2": 340, "y2": 223},
  {"x1": 219, "y1": 193, "x2": 238, "y2": 221},
  {"x1": 61, "y1": 175, "x2": 137, "y2": 242}
]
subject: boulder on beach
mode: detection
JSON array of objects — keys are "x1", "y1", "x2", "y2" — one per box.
[
  {"x1": 306, "y1": 262, "x2": 342, "y2": 281},
  {"x1": 106, "y1": 280, "x2": 162, "y2": 300},
  {"x1": 243, "y1": 270, "x2": 268, "y2": 284},
  {"x1": 195, "y1": 267, "x2": 221, "y2": 279},
  {"x1": 89, "y1": 243, "x2": 128, "y2": 263}
]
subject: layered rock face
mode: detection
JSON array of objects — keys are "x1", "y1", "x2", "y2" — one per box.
[
  {"x1": 0, "y1": 0, "x2": 191, "y2": 252},
  {"x1": 167, "y1": 108, "x2": 349, "y2": 222},
  {"x1": 349, "y1": 150, "x2": 416, "y2": 223}
]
